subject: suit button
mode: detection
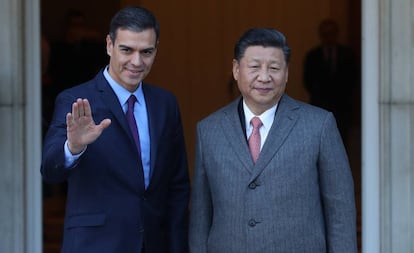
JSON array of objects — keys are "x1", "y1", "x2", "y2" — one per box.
[
  {"x1": 248, "y1": 219, "x2": 257, "y2": 227},
  {"x1": 248, "y1": 182, "x2": 257, "y2": 189}
]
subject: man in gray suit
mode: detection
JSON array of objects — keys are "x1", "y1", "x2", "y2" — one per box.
[{"x1": 189, "y1": 28, "x2": 357, "y2": 253}]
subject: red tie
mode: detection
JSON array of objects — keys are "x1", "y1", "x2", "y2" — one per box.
[{"x1": 248, "y1": 117, "x2": 263, "y2": 163}]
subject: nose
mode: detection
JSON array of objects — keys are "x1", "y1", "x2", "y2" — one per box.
[
  {"x1": 131, "y1": 52, "x2": 142, "y2": 66},
  {"x1": 257, "y1": 68, "x2": 271, "y2": 82}
]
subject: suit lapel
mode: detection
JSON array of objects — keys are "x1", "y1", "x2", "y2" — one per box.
[
  {"x1": 95, "y1": 75, "x2": 136, "y2": 148},
  {"x1": 141, "y1": 84, "x2": 160, "y2": 182},
  {"x1": 251, "y1": 95, "x2": 300, "y2": 179},
  {"x1": 95, "y1": 73, "x2": 145, "y2": 192},
  {"x1": 221, "y1": 99, "x2": 255, "y2": 173},
  {"x1": 97, "y1": 80, "x2": 166, "y2": 189}
]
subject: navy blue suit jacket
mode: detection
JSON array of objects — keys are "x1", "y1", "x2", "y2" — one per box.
[{"x1": 41, "y1": 71, "x2": 190, "y2": 253}]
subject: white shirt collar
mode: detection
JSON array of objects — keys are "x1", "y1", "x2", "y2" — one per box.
[
  {"x1": 243, "y1": 100, "x2": 277, "y2": 132},
  {"x1": 103, "y1": 66, "x2": 144, "y2": 109}
]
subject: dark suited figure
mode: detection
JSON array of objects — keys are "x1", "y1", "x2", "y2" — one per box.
[
  {"x1": 189, "y1": 28, "x2": 357, "y2": 252},
  {"x1": 303, "y1": 19, "x2": 358, "y2": 144},
  {"x1": 41, "y1": 7, "x2": 190, "y2": 253}
]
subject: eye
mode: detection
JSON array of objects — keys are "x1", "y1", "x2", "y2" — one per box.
[
  {"x1": 120, "y1": 47, "x2": 132, "y2": 54},
  {"x1": 142, "y1": 49, "x2": 155, "y2": 57}
]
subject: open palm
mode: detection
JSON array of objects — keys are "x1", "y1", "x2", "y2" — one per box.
[{"x1": 66, "y1": 98, "x2": 111, "y2": 154}]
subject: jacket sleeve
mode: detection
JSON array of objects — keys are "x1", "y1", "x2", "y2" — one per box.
[
  {"x1": 167, "y1": 99, "x2": 191, "y2": 253},
  {"x1": 318, "y1": 112, "x2": 358, "y2": 253},
  {"x1": 41, "y1": 91, "x2": 76, "y2": 183},
  {"x1": 189, "y1": 123, "x2": 212, "y2": 253}
]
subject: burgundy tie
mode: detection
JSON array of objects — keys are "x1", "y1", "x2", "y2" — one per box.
[
  {"x1": 126, "y1": 95, "x2": 141, "y2": 154},
  {"x1": 248, "y1": 117, "x2": 263, "y2": 163}
]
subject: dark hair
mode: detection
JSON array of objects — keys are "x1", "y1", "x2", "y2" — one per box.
[
  {"x1": 109, "y1": 6, "x2": 160, "y2": 43},
  {"x1": 233, "y1": 28, "x2": 291, "y2": 64}
]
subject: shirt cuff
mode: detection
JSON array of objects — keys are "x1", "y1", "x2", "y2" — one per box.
[{"x1": 64, "y1": 140, "x2": 86, "y2": 168}]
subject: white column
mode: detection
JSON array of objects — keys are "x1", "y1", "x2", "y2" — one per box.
[
  {"x1": 0, "y1": 0, "x2": 42, "y2": 252},
  {"x1": 363, "y1": 0, "x2": 414, "y2": 252},
  {"x1": 0, "y1": 0, "x2": 25, "y2": 251},
  {"x1": 361, "y1": 0, "x2": 380, "y2": 252},
  {"x1": 24, "y1": 0, "x2": 43, "y2": 252},
  {"x1": 380, "y1": 0, "x2": 414, "y2": 251}
]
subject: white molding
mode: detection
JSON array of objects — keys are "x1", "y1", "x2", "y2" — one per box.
[
  {"x1": 361, "y1": 0, "x2": 380, "y2": 252},
  {"x1": 24, "y1": 0, "x2": 42, "y2": 252}
]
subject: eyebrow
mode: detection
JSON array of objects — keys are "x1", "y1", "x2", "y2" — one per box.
[
  {"x1": 118, "y1": 44, "x2": 132, "y2": 50},
  {"x1": 247, "y1": 58, "x2": 281, "y2": 64},
  {"x1": 118, "y1": 44, "x2": 156, "y2": 52}
]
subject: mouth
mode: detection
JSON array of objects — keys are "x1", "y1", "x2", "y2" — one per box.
[
  {"x1": 255, "y1": 87, "x2": 272, "y2": 93},
  {"x1": 126, "y1": 68, "x2": 144, "y2": 74},
  {"x1": 125, "y1": 68, "x2": 145, "y2": 78}
]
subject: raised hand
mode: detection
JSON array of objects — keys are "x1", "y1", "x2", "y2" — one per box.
[{"x1": 66, "y1": 98, "x2": 111, "y2": 154}]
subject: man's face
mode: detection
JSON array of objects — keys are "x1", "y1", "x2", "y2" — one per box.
[
  {"x1": 106, "y1": 28, "x2": 157, "y2": 92},
  {"x1": 233, "y1": 46, "x2": 289, "y2": 115}
]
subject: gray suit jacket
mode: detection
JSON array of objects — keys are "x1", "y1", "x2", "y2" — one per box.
[{"x1": 189, "y1": 94, "x2": 357, "y2": 253}]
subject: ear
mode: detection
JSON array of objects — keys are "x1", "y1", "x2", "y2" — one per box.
[
  {"x1": 232, "y1": 59, "x2": 239, "y2": 81},
  {"x1": 106, "y1": 35, "x2": 113, "y2": 56}
]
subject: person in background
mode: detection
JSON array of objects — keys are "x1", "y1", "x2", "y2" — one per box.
[
  {"x1": 41, "y1": 6, "x2": 190, "y2": 253},
  {"x1": 189, "y1": 27, "x2": 357, "y2": 253},
  {"x1": 303, "y1": 19, "x2": 358, "y2": 145}
]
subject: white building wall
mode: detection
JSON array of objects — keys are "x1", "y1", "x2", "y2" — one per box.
[
  {"x1": 379, "y1": 0, "x2": 414, "y2": 251},
  {"x1": 0, "y1": 0, "x2": 42, "y2": 252},
  {"x1": 362, "y1": 0, "x2": 414, "y2": 252},
  {"x1": 361, "y1": 0, "x2": 380, "y2": 251}
]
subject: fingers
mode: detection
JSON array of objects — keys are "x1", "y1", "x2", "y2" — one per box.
[
  {"x1": 99, "y1": 118, "x2": 112, "y2": 130},
  {"x1": 69, "y1": 98, "x2": 111, "y2": 131},
  {"x1": 83, "y1": 99, "x2": 92, "y2": 117},
  {"x1": 66, "y1": 112, "x2": 73, "y2": 128},
  {"x1": 77, "y1": 98, "x2": 85, "y2": 117},
  {"x1": 72, "y1": 98, "x2": 91, "y2": 119},
  {"x1": 72, "y1": 99, "x2": 79, "y2": 118}
]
